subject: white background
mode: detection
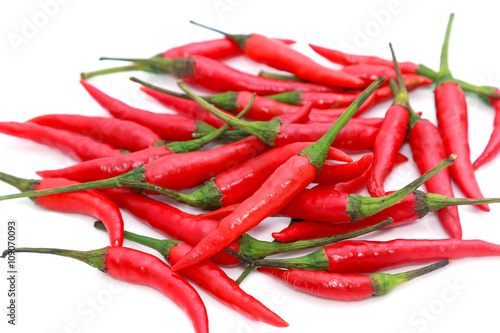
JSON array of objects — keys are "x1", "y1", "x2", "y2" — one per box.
[{"x1": 1, "y1": 1, "x2": 500, "y2": 332}]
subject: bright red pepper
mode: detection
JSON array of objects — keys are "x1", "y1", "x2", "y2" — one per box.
[
  {"x1": 258, "y1": 261, "x2": 448, "y2": 301},
  {"x1": 367, "y1": 46, "x2": 410, "y2": 197},
  {"x1": 6, "y1": 246, "x2": 208, "y2": 333},
  {"x1": 473, "y1": 90, "x2": 500, "y2": 169},
  {"x1": 83, "y1": 55, "x2": 336, "y2": 94},
  {"x1": 249, "y1": 238, "x2": 500, "y2": 274},
  {"x1": 0, "y1": 121, "x2": 122, "y2": 161},
  {"x1": 0, "y1": 172, "x2": 123, "y2": 247},
  {"x1": 94, "y1": 223, "x2": 289, "y2": 327},
  {"x1": 28, "y1": 114, "x2": 163, "y2": 152},
  {"x1": 80, "y1": 79, "x2": 220, "y2": 140},
  {"x1": 434, "y1": 14, "x2": 488, "y2": 212},
  {"x1": 189, "y1": 22, "x2": 364, "y2": 89}
]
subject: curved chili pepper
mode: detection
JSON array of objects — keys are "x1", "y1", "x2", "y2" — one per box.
[
  {"x1": 266, "y1": 90, "x2": 361, "y2": 109},
  {"x1": 160, "y1": 37, "x2": 295, "y2": 59},
  {"x1": 258, "y1": 261, "x2": 448, "y2": 301},
  {"x1": 134, "y1": 78, "x2": 373, "y2": 123},
  {"x1": 83, "y1": 55, "x2": 336, "y2": 94},
  {"x1": 341, "y1": 64, "x2": 432, "y2": 88},
  {"x1": 128, "y1": 142, "x2": 351, "y2": 210},
  {"x1": 28, "y1": 114, "x2": 163, "y2": 152},
  {"x1": 0, "y1": 121, "x2": 122, "y2": 161},
  {"x1": 434, "y1": 14, "x2": 488, "y2": 212},
  {"x1": 473, "y1": 90, "x2": 500, "y2": 169},
  {"x1": 312, "y1": 153, "x2": 373, "y2": 185},
  {"x1": 189, "y1": 21, "x2": 364, "y2": 88},
  {"x1": 80, "y1": 79, "x2": 221, "y2": 140},
  {"x1": 0, "y1": 172, "x2": 123, "y2": 247},
  {"x1": 367, "y1": 45, "x2": 410, "y2": 197},
  {"x1": 36, "y1": 110, "x2": 245, "y2": 183},
  {"x1": 93, "y1": 222, "x2": 288, "y2": 327},
  {"x1": 248, "y1": 238, "x2": 500, "y2": 274},
  {"x1": 4, "y1": 247, "x2": 208, "y2": 333},
  {"x1": 309, "y1": 43, "x2": 419, "y2": 74},
  {"x1": 167, "y1": 77, "x2": 387, "y2": 272}
]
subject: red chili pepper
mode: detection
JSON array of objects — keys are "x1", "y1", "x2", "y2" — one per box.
[
  {"x1": 367, "y1": 45, "x2": 410, "y2": 197},
  {"x1": 36, "y1": 110, "x2": 244, "y2": 183},
  {"x1": 5, "y1": 246, "x2": 208, "y2": 333},
  {"x1": 341, "y1": 64, "x2": 432, "y2": 88},
  {"x1": 167, "y1": 77, "x2": 389, "y2": 272},
  {"x1": 249, "y1": 238, "x2": 500, "y2": 274},
  {"x1": 93, "y1": 222, "x2": 288, "y2": 328},
  {"x1": 80, "y1": 79, "x2": 220, "y2": 140},
  {"x1": 312, "y1": 153, "x2": 373, "y2": 185},
  {"x1": 434, "y1": 14, "x2": 488, "y2": 212},
  {"x1": 266, "y1": 90, "x2": 361, "y2": 109},
  {"x1": 83, "y1": 55, "x2": 336, "y2": 94},
  {"x1": 0, "y1": 172, "x2": 123, "y2": 247},
  {"x1": 309, "y1": 43, "x2": 419, "y2": 74},
  {"x1": 258, "y1": 261, "x2": 449, "y2": 301},
  {"x1": 160, "y1": 37, "x2": 295, "y2": 59},
  {"x1": 374, "y1": 75, "x2": 432, "y2": 103},
  {"x1": 190, "y1": 21, "x2": 364, "y2": 89},
  {"x1": 0, "y1": 121, "x2": 122, "y2": 161},
  {"x1": 473, "y1": 90, "x2": 500, "y2": 169},
  {"x1": 134, "y1": 78, "x2": 372, "y2": 123},
  {"x1": 28, "y1": 114, "x2": 163, "y2": 152}
]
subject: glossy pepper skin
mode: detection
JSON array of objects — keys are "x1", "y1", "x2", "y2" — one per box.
[
  {"x1": 474, "y1": 91, "x2": 500, "y2": 169},
  {"x1": 0, "y1": 121, "x2": 122, "y2": 161},
  {"x1": 434, "y1": 14, "x2": 488, "y2": 212},
  {"x1": 80, "y1": 79, "x2": 214, "y2": 141},
  {"x1": 258, "y1": 261, "x2": 448, "y2": 301},
  {"x1": 28, "y1": 114, "x2": 163, "y2": 152},
  {"x1": 7, "y1": 247, "x2": 208, "y2": 333},
  {"x1": 0, "y1": 173, "x2": 123, "y2": 247}
]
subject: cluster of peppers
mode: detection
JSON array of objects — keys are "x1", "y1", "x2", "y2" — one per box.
[{"x1": 2, "y1": 13, "x2": 500, "y2": 332}]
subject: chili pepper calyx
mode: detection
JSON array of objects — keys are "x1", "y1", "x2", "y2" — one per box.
[
  {"x1": 0, "y1": 172, "x2": 40, "y2": 193},
  {"x1": 189, "y1": 21, "x2": 251, "y2": 50}
]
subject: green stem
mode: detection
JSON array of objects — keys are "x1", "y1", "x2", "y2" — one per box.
[
  {"x1": 436, "y1": 13, "x2": 455, "y2": 85},
  {"x1": 239, "y1": 218, "x2": 393, "y2": 259},
  {"x1": 265, "y1": 91, "x2": 303, "y2": 106},
  {"x1": 235, "y1": 264, "x2": 256, "y2": 285},
  {"x1": 1, "y1": 247, "x2": 107, "y2": 272},
  {"x1": 177, "y1": 80, "x2": 282, "y2": 146},
  {"x1": 370, "y1": 260, "x2": 450, "y2": 296},
  {"x1": 346, "y1": 155, "x2": 456, "y2": 221},
  {"x1": 80, "y1": 65, "x2": 143, "y2": 80},
  {"x1": 258, "y1": 71, "x2": 306, "y2": 82},
  {"x1": 189, "y1": 21, "x2": 250, "y2": 49},
  {"x1": 94, "y1": 221, "x2": 179, "y2": 262},
  {"x1": 425, "y1": 192, "x2": 500, "y2": 212},
  {"x1": 299, "y1": 76, "x2": 385, "y2": 170},
  {"x1": 0, "y1": 172, "x2": 39, "y2": 192},
  {"x1": 0, "y1": 167, "x2": 146, "y2": 201},
  {"x1": 389, "y1": 43, "x2": 409, "y2": 108}
]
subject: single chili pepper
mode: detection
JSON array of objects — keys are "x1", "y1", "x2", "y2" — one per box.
[
  {"x1": 246, "y1": 237, "x2": 500, "y2": 273},
  {"x1": 28, "y1": 114, "x2": 163, "y2": 152},
  {"x1": 312, "y1": 153, "x2": 373, "y2": 185},
  {"x1": 190, "y1": 21, "x2": 364, "y2": 89},
  {"x1": 434, "y1": 14, "x2": 488, "y2": 212},
  {"x1": 133, "y1": 77, "x2": 373, "y2": 123},
  {"x1": 93, "y1": 222, "x2": 288, "y2": 327},
  {"x1": 36, "y1": 107, "x2": 248, "y2": 183},
  {"x1": 367, "y1": 45, "x2": 411, "y2": 197},
  {"x1": 258, "y1": 260, "x2": 449, "y2": 301},
  {"x1": 0, "y1": 121, "x2": 123, "y2": 161},
  {"x1": 0, "y1": 172, "x2": 123, "y2": 247},
  {"x1": 341, "y1": 64, "x2": 432, "y2": 87},
  {"x1": 309, "y1": 42, "x2": 500, "y2": 102},
  {"x1": 167, "y1": 77, "x2": 389, "y2": 272},
  {"x1": 82, "y1": 55, "x2": 336, "y2": 94},
  {"x1": 169, "y1": 83, "x2": 381, "y2": 152},
  {"x1": 266, "y1": 90, "x2": 361, "y2": 109},
  {"x1": 2, "y1": 246, "x2": 208, "y2": 333},
  {"x1": 473, "y1": 90, "x2": 500, "y2": 169},
  {"x1": 80, "y1": 79, "x2": 229, "y2": 140},
  {"x1": 99, "y1": 188, "x2": 391, "y2": 265},
  {"x1": 116, "y1": 142, "x2": 350, "y2": 210}
]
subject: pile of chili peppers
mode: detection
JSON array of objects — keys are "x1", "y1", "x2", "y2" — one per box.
[{"x1": 2, "y1": 13, "x2": 500, "y2": 332}]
